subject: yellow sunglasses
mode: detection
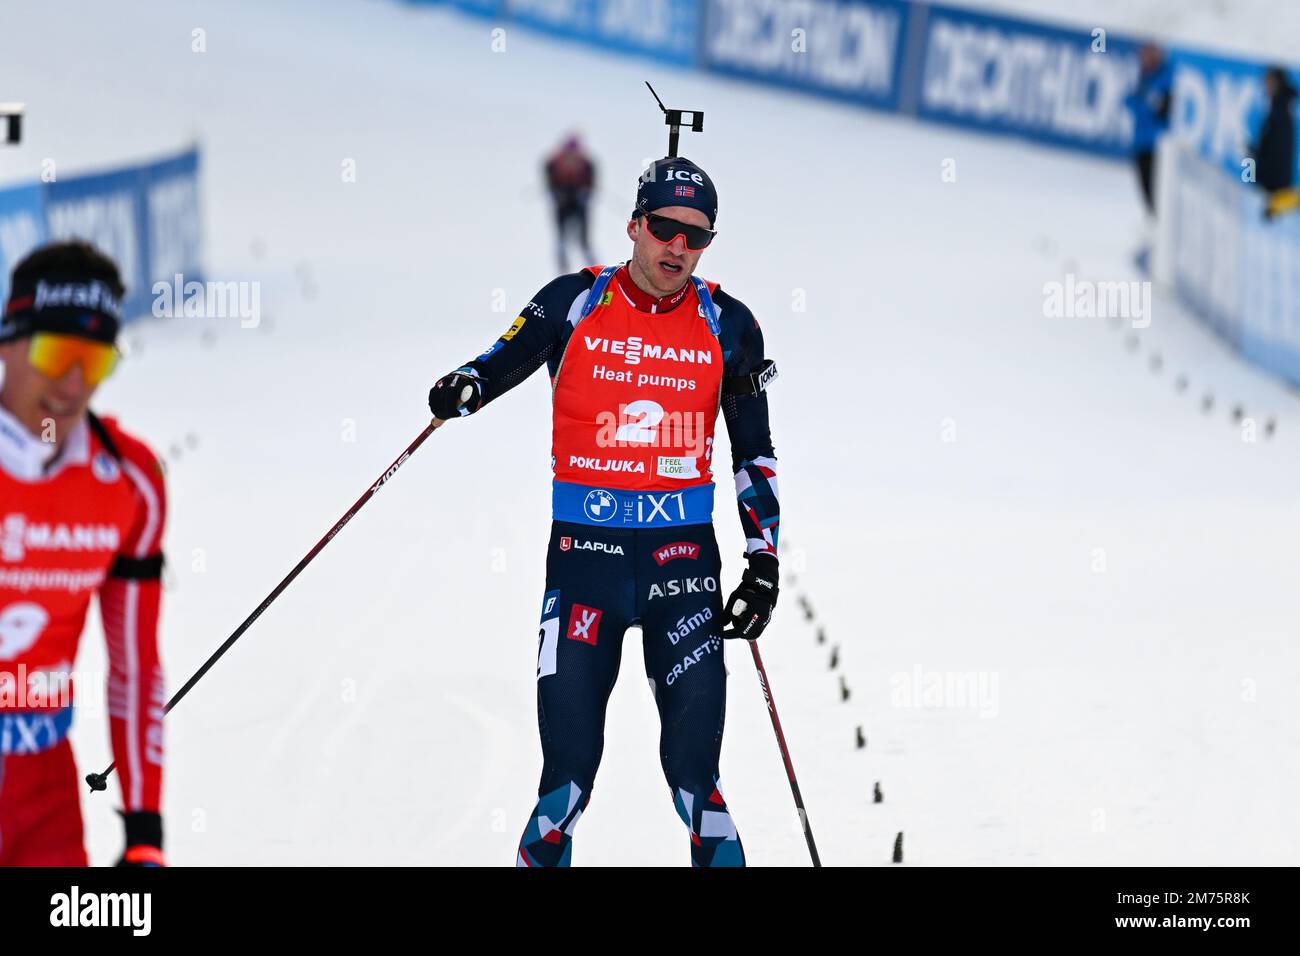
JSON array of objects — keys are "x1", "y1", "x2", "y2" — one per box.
[{"x1": 27, "y1": 332, "x2": 120, "y2": 386}]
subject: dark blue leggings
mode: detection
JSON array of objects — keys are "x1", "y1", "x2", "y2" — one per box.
[{"x1": 517, "y1": 520, "x2": 744, "y2": 867}]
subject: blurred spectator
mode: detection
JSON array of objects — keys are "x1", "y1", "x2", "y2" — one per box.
[
  {"x1": 1250, "y1": 67, "x2": 1296, "y2": 197},
  {"x1": 544, "y1": 134, "x2": 596, "y2": 272},
  {"x1": 1126, "y1": 42, "x2": 1173, "y2": 215}
]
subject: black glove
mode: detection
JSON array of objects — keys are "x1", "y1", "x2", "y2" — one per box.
[
  {"x1": 428, "y1": 367, "x2": 486, "y2": 420},
  {"x1": 722, "y1": 553, "x2": 779, "y2": 640},
  {"x1": 117, "y1": 810, "x2": 165, "y2": 867}
]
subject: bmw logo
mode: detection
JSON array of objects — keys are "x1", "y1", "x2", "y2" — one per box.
[
  {"x1": 92, "y1": 451, "x2": 120, "y2": 483},
  {"x1": 582, "y1": 489, "x2": 617, "y2": 523}
]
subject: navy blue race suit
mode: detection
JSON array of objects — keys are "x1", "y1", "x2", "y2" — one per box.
[{"x1": 443, "y1": 264, "x2": 780, "y2": 866}]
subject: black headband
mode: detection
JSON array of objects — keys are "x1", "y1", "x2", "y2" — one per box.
[{"x1": 0, "y1": 276, "x2": 122, "y2": 345}]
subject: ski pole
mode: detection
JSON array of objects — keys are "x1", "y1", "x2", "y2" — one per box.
[
  {"x1": 87, "y1": 419, "x2": 443, "y2": 794},
  {"x1": 749, "y1": 640, "x2": 822, "y2": 866}
]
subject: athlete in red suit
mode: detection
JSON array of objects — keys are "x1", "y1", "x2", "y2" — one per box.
[{"x1": 0, "y1": 241, "x2": 166, "y2": 867}]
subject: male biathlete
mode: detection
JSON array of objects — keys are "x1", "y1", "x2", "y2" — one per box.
[
  {"x1": 428, "y1": 157, "x2": 779, "y2": 867},
  {"x1": 0, "y1": 241, "x2": 167, "y2": 866}
]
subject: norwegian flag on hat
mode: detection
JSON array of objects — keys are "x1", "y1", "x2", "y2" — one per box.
[{"x1": 674, "y1": 184, "x2": 696, "y2": 198}]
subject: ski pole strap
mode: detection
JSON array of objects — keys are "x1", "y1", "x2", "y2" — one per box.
[
  {"x1": 722, "y1": 358, "x2": 778, "y2": 397},
  {"x1": 86, "y1": 411, "x2": 122, "y2": 461},
  {"x1": 580, "y1": 265, "x2": 620, "y2": 320},
  {"x1": 689, "y1": 275, "x2": 722, "y2": 337}
]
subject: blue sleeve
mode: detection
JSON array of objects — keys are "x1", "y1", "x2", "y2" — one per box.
[{"x1": 713, "y1": 286, "x2": 780, "y2": 560}]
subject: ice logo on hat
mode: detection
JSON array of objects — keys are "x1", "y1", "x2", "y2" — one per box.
[
  {"x1": 666, "y1": 167, "x2": 703, "y2": 185},
  {"x1": 583, "y1": 489, "x2": 617, "y2": 522}
]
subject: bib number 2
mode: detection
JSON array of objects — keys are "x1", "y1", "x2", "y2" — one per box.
[{"x1": 614, "y1": 399, "x2": 664, "y2": 444}]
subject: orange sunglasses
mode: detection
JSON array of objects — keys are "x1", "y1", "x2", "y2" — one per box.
[{"x1": 27, "y1": 332, "x2": 119, "y2": 386}]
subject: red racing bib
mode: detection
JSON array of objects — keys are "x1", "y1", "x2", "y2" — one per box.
[{"x1": 551, "y1": 267, "x2": 723, "y2": 526}]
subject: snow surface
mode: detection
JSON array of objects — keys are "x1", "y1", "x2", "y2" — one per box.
[{"x1": 1, "y1": 0, "x2": 1297, "y2": 866}]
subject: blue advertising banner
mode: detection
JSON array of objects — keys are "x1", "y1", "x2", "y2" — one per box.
[
  {"x1": 507, "y1": 0, "x2": 699, "y2": 66},
  {"x1": 1165, "y1": 49, "x2": 1298, "y2": 182},
  {"x1": 911, "y1": 3, "x2": 1142, "y2": 157},
  {"x1": 700, "y1": 0, "x2": 910, "y2": 111},
  {"x1": 425, "y1": 0, "x2": 1299, "y2": 178},
  {"x1": 0, "y1": 183, "x2": 50, "y2": 309},
  {"x1": 449, "y1": 0, "x2": 504, "y2": 16},
  {"x1": 0, "y1": 146, "x2": 202, "y2": 322},
  {"x1": 137, "y1": 147, "x2": 204, "y2": 310},
  {"x1": 406, "y1": 0, "x2": 507, "y2": 17},
  {"x1": 1160, "y1": 141, "x2": 1300, "y2": 388}
]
